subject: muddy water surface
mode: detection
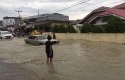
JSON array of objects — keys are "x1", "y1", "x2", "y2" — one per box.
[{"x1": 0, "y1": 38, "x2": 125, "y2": 80}]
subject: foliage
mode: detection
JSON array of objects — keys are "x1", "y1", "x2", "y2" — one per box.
[
  {"x1": 52, "y1": 25, "x2": 59, "y2": 33},
  {"x1": 105, "y1": 16, "x2": 125, "y2": 33},
  {"x1": 92, "y1": 25, "x2": 104, "y2": 33},
  {"x1": 52, "y1": 25, "x2": 66, "y2": 33},
  {"x1": 58, "y1": 25, "x2": 66, "y2": 33},
  {"x1": 66, "y1": 25, "x2": 76, "y2": 33},
  {"x1": 81, "y1": 23, "x2": 93, "y2": 33}
]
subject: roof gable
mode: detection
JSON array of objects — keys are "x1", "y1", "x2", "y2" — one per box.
[{"x1": 79, "y1": 7, "x2": 108, "y2": 24}]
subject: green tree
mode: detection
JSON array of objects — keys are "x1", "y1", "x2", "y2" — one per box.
[
  {"x1": 81, "y1": 23, "x2": 93, "y2": 33},
  {"x1": 66, "y1": 25, "x2": 76, "y2": 33},
  {"x1": 52, "y1": 25, "x2": 59, "y2": 33},
  {"x1": 92, "y1": 25, "x2": 104, "y2": 33},
  {"x1": 58, "y1": 25, "x2": 66, "y2": 33},
  {"x1": 106, "y1": 16, "x2": 125, "y2": 33}
]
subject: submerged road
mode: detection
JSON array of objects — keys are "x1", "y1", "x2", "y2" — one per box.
[{"x1": 0, "y1": 38, "x2": 125, "y2": 80}]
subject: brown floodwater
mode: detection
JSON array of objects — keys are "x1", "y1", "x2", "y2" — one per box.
[{"x1": 0, "y1": 38, "x2": 125, "y2": 80}]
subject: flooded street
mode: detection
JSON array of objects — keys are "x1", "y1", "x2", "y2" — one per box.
[{"x1": 0, "y1": 38, "x2": 125, "y2": 80}]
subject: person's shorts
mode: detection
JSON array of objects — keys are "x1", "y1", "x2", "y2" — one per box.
[{"x1": 46, "y1": 51, "x2": 53, "y2": 58}]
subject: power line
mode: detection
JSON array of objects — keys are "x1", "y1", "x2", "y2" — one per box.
[
  {"x1": 23, "y1": 0, "x2": 115, "y2": 14},
  {"x1": 48, "y1": 0, "x2": 123, "y2": 19},
  {"x1": 48, "y1": 0, "x2": 123, "y2": 20},
  {"x1": 58, "y1": 0, "x2": 124, "y2": 16},
  {"x1": 19, "y1": 0, "x2": 124, "y2": 20},
  {"x1": 54, "y1": 0, "x2": 91, "y2": 13},
  {"x1": 52, "y1": 0, "x2": 116, "y2": 14},
  {"x1": 64, "y1": 0, "x2": 111, "y2": 13}
]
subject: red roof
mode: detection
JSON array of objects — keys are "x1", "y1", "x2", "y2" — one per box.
[
  {"x1": 99, "y1": 8, "x2": 125, "y2": 18},
  {"x1": 79, "y1": 2, "x2": 125, "y2": 24},
  {"x1": 93, "y1": 6, "x2": 108, "y2": 12},
  {"x1": 113, "y1": 2, "x2": 125, "y2": 9}
]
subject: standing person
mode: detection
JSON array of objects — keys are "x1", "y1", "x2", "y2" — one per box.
[
  {"x1": 45, "y1": 34, "x2": 53, "y2": 63},
  {"x1": 53, "y1": 32, "x2": 56, "y2": 39}
]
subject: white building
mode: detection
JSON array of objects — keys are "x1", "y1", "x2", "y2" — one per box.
[{"x1": 3, "y1": 17, "x2": 21, "y2": 27}]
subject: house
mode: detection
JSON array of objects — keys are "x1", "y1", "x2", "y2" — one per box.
[{"x1": 79, "y1": 2, "x2": 125, "y2": 26}]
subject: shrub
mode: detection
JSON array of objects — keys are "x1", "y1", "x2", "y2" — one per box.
[
  {"x1": 92, "y1": 26, "x2": 104, "y2": 33},
  {"x1": 52, "y1": 25, "x2": 59, "y2": 33},
  {"x1": 81, "y1": 23, "x2": 93, "y2": 33},
  {"x1": 66, "y1": 25, "x2": 76, "y2": 33},
  {"x1": 106, "y1": 16, "x2": 125, "y2": 33},
  {"x1": 58, "y1": 25, "x2": 66, "y2": 33}
]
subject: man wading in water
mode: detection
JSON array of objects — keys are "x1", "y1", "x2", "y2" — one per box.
[{"x1": 45, "y1": 35, "x2": 53, "y2": 63}]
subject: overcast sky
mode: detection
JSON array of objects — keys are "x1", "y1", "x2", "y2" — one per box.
[{"x1": 0, "y1": 0, "x2": 125, "y2": 20}]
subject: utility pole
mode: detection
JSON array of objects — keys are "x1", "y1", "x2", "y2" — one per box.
[
  {"x1": 15, "y1": 10, "x2": 22, "y2": 26},
  {"x1": 38, "y1": 10, "x2": 40, "y2": 30},
  {"x1": 38, "y1": 10, "x2": 40, "y2": 22}
]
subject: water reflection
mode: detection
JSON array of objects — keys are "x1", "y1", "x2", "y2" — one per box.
[
  {"x1": 47, "y1": 63, "x2": 57, "y2": 74},
  {"x1": 45, "y1": 63, "x2": 59, "y2": 80}
]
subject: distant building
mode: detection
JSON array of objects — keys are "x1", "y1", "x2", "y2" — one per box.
[
  {"x1": 70, "y1": 20, "x2": 82, "y2": 33},
  {"x1": 79, "y1": 2, "x2": 125, "y2": 26},
  {"x1": 3, "y1": 17, "x2": 21, "y2": 27},
  {"x1": 70, "y1": 19, "x2": 82, "y2": 25},
  {"x1": 23, "y1": 13, "x2": 70, "y2": 32},
  {"x1": 24, "y1": 13, "x2": 69, "y2": 22}
]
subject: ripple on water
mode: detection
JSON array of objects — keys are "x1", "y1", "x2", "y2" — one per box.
[{"x1": 1, "y1": 39, "x2": 125, "y2": 80}]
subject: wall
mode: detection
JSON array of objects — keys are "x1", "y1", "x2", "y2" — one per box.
[{"x1": 54, "y1": 33, "x2": 125, "y2": 44}]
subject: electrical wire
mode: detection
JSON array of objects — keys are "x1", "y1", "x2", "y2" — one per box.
[
  {"x1": 6, "y1": 0, "x2": 124, "y2": 20},
  {"x1": 56, "y1": 0, "x2": 124, "y2": 18},
  {"x1": 54, "y1": 0, "x2": 91, "y2": 12}
]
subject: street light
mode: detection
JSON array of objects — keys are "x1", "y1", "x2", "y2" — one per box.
[
  {"x1": 15, "y1": 10, "x2": 22, "y2": 18},
  {"x1": 15, "y1": 10, "x2": 22, "y2": 26}
]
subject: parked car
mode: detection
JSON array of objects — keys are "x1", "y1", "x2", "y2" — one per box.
[
  {"x1": 0, "y1": 31, "x2": 14, "y2": 39},
  {"x1": 24, "y1": 35, "x2": 59, "y2": 45}
]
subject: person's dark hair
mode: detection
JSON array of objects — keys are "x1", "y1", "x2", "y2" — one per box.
[{"x1": 47, "y1": 35, "x2": 52, "y2": 40}]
